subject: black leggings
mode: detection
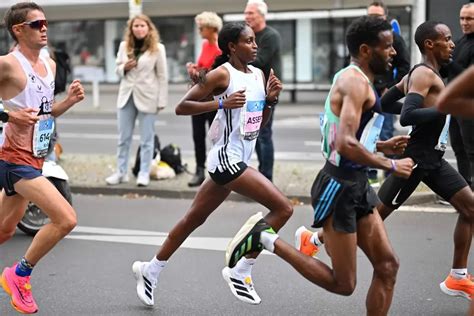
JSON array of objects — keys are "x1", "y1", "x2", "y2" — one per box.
[
  {"x1": 450, "y1": 117, "x2": 474, "y2": 187},
  {"x1": 191, "y1": 111, "x2": 217, "y2": 168}
]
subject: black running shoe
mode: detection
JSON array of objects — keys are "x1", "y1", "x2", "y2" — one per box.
[{"x1": 225, "y1": 212, "x2": 274, "y2": 268}]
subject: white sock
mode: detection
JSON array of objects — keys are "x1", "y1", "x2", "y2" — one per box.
[
  {"x1": 450, "y1": 268, "x2": 468, "y2": 280},
  {"x1": 311, "y1": 231, "x2": 323, "y2": 247},
  {"x1": 232, "y1": 257, "x2": 256, "y2": 277},
  {"x1": 144, "y1": 256, "x2": 167, "y2": 283},
  {"x1": 260, "y1": 231, "x2": 278, "y2": 253}
]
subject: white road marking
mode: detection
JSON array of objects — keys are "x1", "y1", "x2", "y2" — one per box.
[
  {"x1": 398, "y1": 205, "x2": 455, "y2": 213},
  {"x1": 304, "y1": 141, "x2": 321, "y2": 147},
  {"x1": 68, "y1": 226, "x2": 271, "y2": 254},
  {"x1": 274, "y1": 116, "x2": 318, "y2": 128},
  {"x1": 67, "y1": 205, "x2": 453, "y2": 250}
]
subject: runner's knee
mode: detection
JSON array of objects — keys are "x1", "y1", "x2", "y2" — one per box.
[
  {"x1": 335, "y1": 278, "x2": 356, "y2": 296},
  {"x1": 374, "y1": 255, "x2": 399, "y2": 285},
  {"x1": 280, "y1": 200, "x2": 293, "y2": 221},
  {"x1": 457, "y1": 197, "x2": 474, "y2": 221},
  {"x1": 57, "y1": 210, "x2": 77, "y2": 235}
]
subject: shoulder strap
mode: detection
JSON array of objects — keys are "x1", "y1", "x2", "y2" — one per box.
[{"x1": 407, "y1": 63, "x2": 442, "y2": 88}]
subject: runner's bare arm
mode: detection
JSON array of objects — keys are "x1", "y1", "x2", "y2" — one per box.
[
  {"x1": 51, "y1": 80, "x2": 85, "y2": 117},
  {"x1": 336, "y1": 74, "x2": 393, "y2": 171},
  {"x1": 437, "y1": 65, "x2": 474, "y2": 118},
  {"x1": 0, "y1": 56, "x2": 39, "y2": 125},
  {"x1": 261, "y1": 68, "x2": 282, "y2": 127},
  {"x1": 400, "y1": 67, "x2": 441, "y2": 126},
  {"x1": 176, "y1": 66, "x2": 244, "y2": 115},
  {"x1": 0, "y1": 56, "x2": 12, "y2": 97}
]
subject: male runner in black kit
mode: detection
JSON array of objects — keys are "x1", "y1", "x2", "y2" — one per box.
[{"x1": 376, "y1": 21, "x2": 474, "y2": 300}]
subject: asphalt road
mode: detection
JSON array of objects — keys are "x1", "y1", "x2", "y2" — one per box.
[{"x1": 0, "y1": 194, "x2": 470, "y2": 315}]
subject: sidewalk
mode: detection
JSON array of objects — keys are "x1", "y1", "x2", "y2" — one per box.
[
  {"x1": 64, "y1": 153, "x2": 435, "y2": 205},
  {"x1": 64, "y1": 83, "x2": 436, "y2": 205}
]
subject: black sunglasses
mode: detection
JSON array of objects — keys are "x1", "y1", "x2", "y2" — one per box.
[{"x1": 18, "y1": 19, "x2": 48, "y2": 30}]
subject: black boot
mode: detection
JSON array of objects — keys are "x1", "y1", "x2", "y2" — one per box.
[{"x1": 188, "y1": 166, "x2": 205, "y2": 187}]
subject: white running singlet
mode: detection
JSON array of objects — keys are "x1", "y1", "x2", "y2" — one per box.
[
  {"x1": 0, "y1": 50, "x2": 55, "y2": 169},
  {"x1": 207, "y1": 62, "x2": 266, "y2": 174}
]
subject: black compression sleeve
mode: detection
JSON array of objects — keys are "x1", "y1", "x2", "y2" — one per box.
[
  {"x1": 381, "y1": 86, "x2": 405, "y2": 114},
  {"x1": 399, "y1": 92, "x2": 441, "y2": 126}
]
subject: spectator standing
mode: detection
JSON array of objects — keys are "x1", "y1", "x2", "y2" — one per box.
[
  {"x1": 186, "y1": 11, "x2": 222, "y2": 187},
  {"x1": 367, "y1": 1, "x2": 410, "y2": 185},
  {"x1": 106, "y1": 14, "x2": 168, "y2": 187},
  {"x1": 244, "y1": 0, "x2": 282, "y2": 182},
  {"x1": 448, "y1": 3, "x2": 474, "y2": 189}
]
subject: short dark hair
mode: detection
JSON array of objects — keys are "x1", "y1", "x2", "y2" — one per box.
[
  {"x1": 414, "y1": 20, "x2": 443, "y2": 54},
  {"x1": 368, "y1": 1, "x2": 388, "y2": 15},
  {"x1": 4, "y1": 2, "x2": 44, "y2": 42},
  {"x1": 346, "y1": 16, "x2": 392, "y2": 57}
]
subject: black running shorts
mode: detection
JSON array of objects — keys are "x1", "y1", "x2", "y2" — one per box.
[
  {"x1": 311, "y1": 162, "x2": 379, "y2": 234},
  {"x1": 378, "y1": 159, "x2": 468, "y2": 209},
  {"x1": 209, "y1": 161, "x2": 248, "y2": 186}
]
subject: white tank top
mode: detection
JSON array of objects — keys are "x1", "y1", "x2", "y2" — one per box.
[
  {"x1": 207, "y1": 62, "x2": 266, "y2": 174},
  {"x1": 0, "y1": 50, "x2": 55, "y2": 169}
]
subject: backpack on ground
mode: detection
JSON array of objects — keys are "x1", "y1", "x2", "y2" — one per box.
[
  {"x1": 160, "y1": 143, "x2": 185, "y2": 174},
  {"x1": 132, "y1": 134, "x2": 161, "y2": 177}
]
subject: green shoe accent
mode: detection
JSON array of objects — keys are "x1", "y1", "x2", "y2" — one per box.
[{"x1": 264, "y1": 227, "x2": 276, "y2": 234}]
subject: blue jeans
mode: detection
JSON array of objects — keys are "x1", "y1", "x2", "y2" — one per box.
[
  {"x1": 116, "y1": 95, "x2": 156, "y2": 178},
  {"x1": 255, "y1": 109, "x2": 274, "y2": 181},
  {"x1": 368, "y1": 112, "x2": 394, "y2": 180}
]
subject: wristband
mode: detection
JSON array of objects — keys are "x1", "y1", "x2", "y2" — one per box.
[
  {"x1": 265, "y1": 96, "x2": 278, "y2": 107},
  {"x1": 390, "y1": 159, "x2": 397, "y2": 172},
  {"x1": 218, "y1": 99, "x2": 224, "y2": 110}
]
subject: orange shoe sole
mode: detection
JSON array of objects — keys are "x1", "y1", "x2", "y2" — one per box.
[{"x1": 1, "y1": 269, "x2": 38, "y2": 314}]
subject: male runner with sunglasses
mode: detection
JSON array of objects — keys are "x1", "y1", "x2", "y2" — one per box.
[{"x1": 0, "y1": 2, "x2": 84, "y2": 314}]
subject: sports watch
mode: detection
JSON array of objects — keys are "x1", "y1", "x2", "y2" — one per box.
[{"x1": 0, "y1": 110, "x2": 9, "y2": 123}]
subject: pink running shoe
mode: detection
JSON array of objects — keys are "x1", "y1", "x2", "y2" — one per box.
[{"x1": 1, "y1": 264, "x2": 38, "y2": 314}]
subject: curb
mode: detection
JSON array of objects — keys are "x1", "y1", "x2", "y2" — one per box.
[{"x1": 70, "y1": 185, "x2": 436, "y2": 206}]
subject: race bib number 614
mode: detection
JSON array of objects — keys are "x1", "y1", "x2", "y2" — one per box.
[{"x1": 32, "y1": 117, "x2": 54, "y2": 158}]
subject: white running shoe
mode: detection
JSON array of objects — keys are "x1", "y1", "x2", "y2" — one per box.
[
  {"x1": 132, "y1": 261, "x2": 156, "y2": 307},
  {"x1": 136, "y1": 173, "x2": 150, "y2": 187},
  {"x1": 222, "y1": 266, "x2": 261, "y2": 305},
  {"x1": 105, "y1": 172, "x2": 129, "y2": 185}
]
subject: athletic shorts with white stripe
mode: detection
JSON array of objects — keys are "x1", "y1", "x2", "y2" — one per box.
[
  {"x1": 209, "y1": 161, "x2": 247, "y2": 186},
  {"x1": 311, "y1": 162, "x2": 379, "y2": 233}
]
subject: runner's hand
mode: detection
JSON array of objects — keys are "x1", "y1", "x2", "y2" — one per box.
[
  {"x1": 223, "y1": 89, "x2": 246, "y2": 109},
  {"x1": 66, "y1": 80, "x2": 85, "y2": 105},
  {"x1": 392, "y1": 157, "x2": 414, "y2": 179},
  {"x1": 8, "y1": 108, "x2": 39, "y2": 126},
  {"x1": 381, "y1": 135, "x2": 410, "y2": 155},
  {"x1": 186, "y1": 62, "x2": 199, "y2": 82},
  {"x1": 266, "y1": 69, "x2": 282, "y2": 102}
]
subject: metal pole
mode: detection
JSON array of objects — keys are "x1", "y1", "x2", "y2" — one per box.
[
  {"x1": 411, "y1": 0, "x2": 426, "y2": 64},
  {"x1": 92, "y1": 79, "x2": 100, "y2": 108}
]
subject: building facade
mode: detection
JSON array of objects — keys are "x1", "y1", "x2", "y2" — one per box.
[{"x1": 0, "y1": 0, "x2": 450, "y2": 87}]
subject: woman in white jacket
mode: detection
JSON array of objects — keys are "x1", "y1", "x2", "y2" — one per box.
[{"x1": 106, "y1": 14, "x2": 168, "y2": 186}]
